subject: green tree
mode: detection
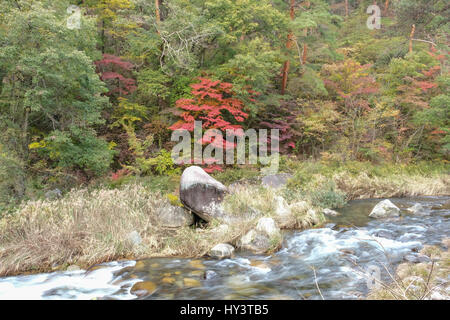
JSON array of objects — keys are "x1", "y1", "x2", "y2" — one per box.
[{"x1": 0, "y1": 0, "x2": 113, "y2": 199}]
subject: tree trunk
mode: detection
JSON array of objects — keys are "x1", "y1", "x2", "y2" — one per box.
[
  {"x1": 384, "y1": 0, "x2": 389, "y2": 15},
  {"x1": 345, "y1": 0, "x2": 349, "y2": 18},
  {"x1": 301, "y1": 27, "x2": 308, "y2": 65},
  {"x1": 302, "y1": 44, "x2": 308, "y2": 65},
  {"x1": 409, "y1": 24, "x2": 416, "y2": 53},
  {"x1": 155, "y1": 0, "x2": 161, "y2": 24},
  {"x1": 281, "y1": 0, "x2": 295, "y2": 95}
]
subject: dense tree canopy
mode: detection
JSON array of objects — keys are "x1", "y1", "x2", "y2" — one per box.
[{"x1": 0, "y1": 0, "x2": 448, "y2": 206}]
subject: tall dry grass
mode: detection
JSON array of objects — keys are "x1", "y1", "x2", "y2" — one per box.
[
  {"x1": 367, "y1": 243, "x2": 450, "y2": 300},
  {"x1": 334, "y1": 172, "x2": 450, "y2": 200},
  {"x1": 222, "y1": 184, "x2": 325, "y2": 230},
  {"x1": 0, "y1": 184, "x2": 249, "y2": 276}
]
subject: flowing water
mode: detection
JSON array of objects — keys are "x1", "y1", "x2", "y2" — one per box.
[{"x1": 0, "y1": 196, "x2": 449, "y2": 300}]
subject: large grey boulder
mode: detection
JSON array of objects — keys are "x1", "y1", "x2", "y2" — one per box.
[
  {"x1": 209, "y1": 243, "x2": 235, "y2": 259},
  {"x1": 156, "y1": 203, "x2": 194, "y2": 228},
  {"x1": 237, "y1": 217, "x2": 282, "y2": 254},
  {"x1": 180, "y1": 166, "x2": 228, "y2": 222},
  {"x1": 369, "y1": 199, "x2": 400, "y2": 218}
]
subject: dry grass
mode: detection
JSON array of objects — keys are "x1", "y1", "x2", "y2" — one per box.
[
  {"x1": 367, "y1": 242, "x2": 450, "y2": 300},
  {"x1": 335, "y1": 172, "x2": 450, "y2": 200},
  {"x1": 281, "y1": 160, "x2": 449, "y2": 202},
  {"x1": 223, "y1": 184, "x2": 325, "y2": 230},
  {"x1": 1, "y1": 161, "x2": 448, "y2": 277},
  {"x1": 0, "y1": 184, "x2": 250, "y2": 276},
  {"x1": 0, "y1": 181, "x2": 323, "y2": 277}
]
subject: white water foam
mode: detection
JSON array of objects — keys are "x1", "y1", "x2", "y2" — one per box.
[{"x1": 0, "y1": 261, "x2": 137, "y2": 300}]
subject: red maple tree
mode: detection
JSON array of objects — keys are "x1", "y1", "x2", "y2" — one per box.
[{"x1": 169, "y1": 77, "x2": 250, "y2": 172}]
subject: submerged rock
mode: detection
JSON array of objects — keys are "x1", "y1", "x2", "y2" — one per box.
[
  {"x1": 209, "y1": 243, "x2": 235, "y2": 259},
  {"x1": 189, "y1": 260, "x2": 205, "y2": 269},
  {"x1": 131, "y1": 281, "x2": 157, "y2": 296},
  {"x1": 180, "y1": 166, "x2": 228, "y2": 222},
  {"x1": 183, "y1": 278, "x2": 202, "y2": 288},
  {"x1": 204, "y1": 270, "x2": 218, "y2": 280},
  {"x1": 369, "y1": 199, "x2": 400, "y2": 218},
  {"x1": 156, "y1": 203, "x2": 194, "y2": 228},
  {"x1": 237, "y1": 217, "x2": 282, "y2": 254},
  {"x1": 407, "y1": 203, "x2": 428, "y2": 216}
]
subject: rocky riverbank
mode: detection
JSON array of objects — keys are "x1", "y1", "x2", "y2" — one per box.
[{"x1": 0, "y1": 162, "x2": 448, "y2": 277}]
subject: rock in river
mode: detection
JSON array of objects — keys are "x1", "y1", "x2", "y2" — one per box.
[
  {"x1": 369, "y1": 199, "x2": 400, "y2": 218},
  {"x1": 131, "y1": 281, "x2": 157, "y2": 297},
  {"x1": 407, "y1": 203, "x2": 428, "y2": 216},
  {"x1": 209, "y1": 243, "x2": 235, "y2": 259},
  {"x1": 180, "y1": 166, "x2": 228, "y2": 222}
]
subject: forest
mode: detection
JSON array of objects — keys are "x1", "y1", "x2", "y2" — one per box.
[
  {"x1": 0, "y1": 0, "x2": 448, "y2": 210},
  {"x1": 0, "y1": 1, "x2": 449, "y2": 299}
]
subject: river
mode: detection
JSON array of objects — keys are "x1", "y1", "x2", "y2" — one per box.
[{"x1": 0, "y1": 196, "x2": 448, "y2": 300}]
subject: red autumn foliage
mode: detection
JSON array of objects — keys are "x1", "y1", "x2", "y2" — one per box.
[
  {"x1": 415, "y1": 80, "x2": 438, "y2": 92},
  {"x1": 169, "y1": 77, "x2": 249, "y2": 147},
  {"x1": 95, "y1": 54, "x2": 137, "y2": 97},
  {"x1": 169, "y1": 78, "x2": 250, "y2": 173},
  {"x1": 110, "y1": 168, "x2": 131, "y2": 181}
]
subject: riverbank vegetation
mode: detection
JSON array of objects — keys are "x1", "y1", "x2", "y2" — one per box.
[
  {"x1": 0, "y1": 0, "x2": 449, "y2": 280},
  {"x1": 0, "y1": 0, "x2": 448, "y2": 214},
  {"x1": 368, "y1": 240, "x2": 450, "y2": 300},
  {"x1": 0, "y1": 160, "x2": 448, "y2": 276}
]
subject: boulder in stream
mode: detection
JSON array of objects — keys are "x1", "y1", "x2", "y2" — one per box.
[
  {"x1": 209, "y1": 243, "x2": 235, "y2": 259},
  {"x1": 180, "y1": 166, "x2": 228, "y2": 222},
  {"x1": 369, "y1": 199, "x2": 400, "y2": 218},
  {"x1": 407, "y1": 203, "x2": 429, "y2": 216}
]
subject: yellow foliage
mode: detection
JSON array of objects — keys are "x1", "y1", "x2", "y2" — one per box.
[{"x1": 28, "y1": 141, "x2": 46, "y2": 150}]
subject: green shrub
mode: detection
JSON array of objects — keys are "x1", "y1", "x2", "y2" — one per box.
[{"x1": 309, "y1": 182, "x2": 347, "y2": 209}]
